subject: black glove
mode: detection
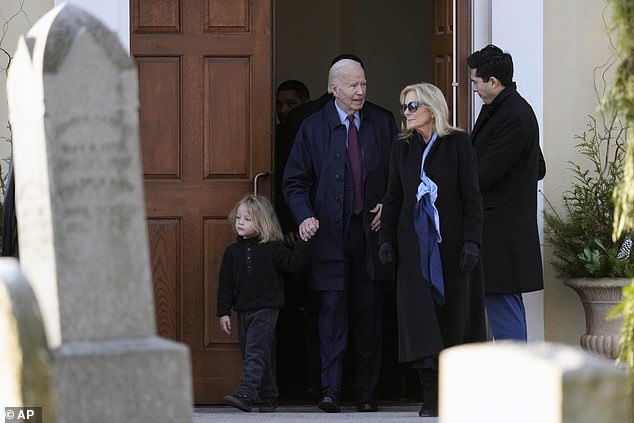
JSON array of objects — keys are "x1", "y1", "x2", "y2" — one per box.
[
  {"x1": 459, "y1": 241, "x2": 480, "y2": 273},
  {"x1": 378, "y1": 242, "x2": 395, "y2": 264}
]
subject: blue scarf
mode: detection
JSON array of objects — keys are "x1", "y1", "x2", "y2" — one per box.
[{"x1": 413, "y1": 131, "x2": 445, "y2": 305}]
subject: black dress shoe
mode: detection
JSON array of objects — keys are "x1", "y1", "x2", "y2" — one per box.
[
  {"x1": 356, "y1": 390, "x2": 378, "y2": 412},
  {"x1": 318, "y1": 388, "x2": 341, "y2": 413},
  {"x1": 356, "y1": 401, "x2": 378, "y2": 412},
  {"x1": 418, "y1": 403, "x2": 438, "y2": 417},
  {"x1": 224, "y1": 392, "x2": 253, "y2": 412},
  {"x1": 258, "y1": 397, "x2": 278, "y2": 413}
]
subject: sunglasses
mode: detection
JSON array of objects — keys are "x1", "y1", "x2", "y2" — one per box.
[{"x1": 400, "y1": 101, "x2": 425, "y2": 114}]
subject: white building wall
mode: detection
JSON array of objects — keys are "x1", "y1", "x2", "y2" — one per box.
[{"x1": 542, "y1": 0, "x2": 616, "y2": 344}]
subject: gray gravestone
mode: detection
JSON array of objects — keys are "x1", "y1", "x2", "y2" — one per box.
[
  {"x1": 6, "y1": 4, "x2": 192, "y2": 422},
  {"x1": 0, "y1": 258, "x2": 56, "y2": 423},
  {"x1": 440, "y1": 342, "x2": 629, "y2": 423}
]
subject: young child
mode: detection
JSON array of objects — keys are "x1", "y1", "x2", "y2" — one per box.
[{"x1": 217, "y1": 194, "x2": 309, "y2": 413}]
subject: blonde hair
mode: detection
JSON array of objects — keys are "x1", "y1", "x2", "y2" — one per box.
[
  {"x1": 228, "y1": 194, "x2": 283, "y2": 243},
  {"x1": 398, "y1": 82, "x2": 461, "y2": 140}
]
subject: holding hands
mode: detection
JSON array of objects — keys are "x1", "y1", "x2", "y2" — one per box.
[{"x1": 299, "y1": 217, "x2": 319, "y2": 241}]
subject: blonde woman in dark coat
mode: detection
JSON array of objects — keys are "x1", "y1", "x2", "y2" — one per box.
[{"x1": 378, "y1": 82, "x2": 486, "y2": 417}]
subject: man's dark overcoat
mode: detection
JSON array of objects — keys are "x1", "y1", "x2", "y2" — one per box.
[
  {"x1": 470, "y1": 84, "x2": 545, "y2": 294},
  {"x1": 380, "y1": 131, "x2": 486, "y2": 363},
  {"x1": 283, "y1": 99, "x2": 396, "y2": 290}
]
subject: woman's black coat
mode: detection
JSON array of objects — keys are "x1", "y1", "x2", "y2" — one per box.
[{"x1": 380, "y1": 130, "x2": 487, "y2": 362}]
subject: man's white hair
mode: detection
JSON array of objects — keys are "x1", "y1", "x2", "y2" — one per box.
[{"x1": 327, "y1": 59, "x2": 362, "y2": 93}]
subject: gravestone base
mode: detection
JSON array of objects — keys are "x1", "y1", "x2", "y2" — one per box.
[
  {"x1": 440, "y1": 341, "x2": 629, "y2": 423},
  {"x1": 53, "y1": 336, "x2": 192, "y2": 423}
]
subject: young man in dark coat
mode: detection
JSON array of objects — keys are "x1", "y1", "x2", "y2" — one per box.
[
  {"x1": 468, "y1": 44, "x2": 546, "y2": 341},
  {"x1": 283, "y1": 59, "x2": 396, "y2": 413}
]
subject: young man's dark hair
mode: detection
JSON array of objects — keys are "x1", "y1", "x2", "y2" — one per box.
[{"x1": 467, "y1": 44, "x2": 514, "y2": 88}]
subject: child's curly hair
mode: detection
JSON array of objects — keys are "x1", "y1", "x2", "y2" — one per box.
[{"x1": 228, "y1": 194, "x2": 283, "y2": 243}]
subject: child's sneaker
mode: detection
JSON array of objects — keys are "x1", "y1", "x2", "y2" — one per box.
[
  {"x1": 224, "y1": 392, "x2": 253, "y2": 412},
  {"x1": 259, "y1": 398, "x2": 278, "y2": 413}
]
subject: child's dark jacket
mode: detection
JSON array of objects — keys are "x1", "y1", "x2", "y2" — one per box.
[{"x1": 216, "y1": 237, "x2": 309, "y2": 316}]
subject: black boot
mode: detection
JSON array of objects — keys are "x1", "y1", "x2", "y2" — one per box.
[
  {"x1": 417, "y1": 368, "x2": 438, "y2": 417},
  {"x1": 419, "y1": 387, "x2": 438, "y2": 417}
]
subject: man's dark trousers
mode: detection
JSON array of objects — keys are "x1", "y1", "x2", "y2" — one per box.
[{"x1": 317, "y1": 214, "x2": 383, "y2": 397}]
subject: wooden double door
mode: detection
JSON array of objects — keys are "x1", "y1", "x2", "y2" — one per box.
[{"x1": 131, "y1": 0, "x2": 470, "y2": 404}]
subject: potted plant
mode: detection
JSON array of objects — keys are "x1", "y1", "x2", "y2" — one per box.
[{"x1": 544, "y1": 86, "x2": 631, "y2": 359}]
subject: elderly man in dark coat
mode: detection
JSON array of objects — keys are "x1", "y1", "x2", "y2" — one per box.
[
  {"x1": 283, "y1": 59, "x2": 396, "y2": 413},
  {"x1": 468, "y1": 44, "x2": 546, "y2": 341}
]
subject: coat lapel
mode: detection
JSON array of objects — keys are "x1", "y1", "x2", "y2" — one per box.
[
  {"x1": 470, "y1": 85, "x2": 517, "y2": 143},
  {"x1": 470, "y1": 104, "x2": 491, "y2": 142}
]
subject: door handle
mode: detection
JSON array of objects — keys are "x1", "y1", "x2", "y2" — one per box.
[{"x1": 253, "y1": 172, "x2": 269, "y2": 196}]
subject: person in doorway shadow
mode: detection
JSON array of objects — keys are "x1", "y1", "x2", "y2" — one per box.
[
  {"x1": 274, "y1": 80, "x2": 310, "y2": 235},
  {"x1": 273, "y1": 80, "x2": 313, "y2": 402}
]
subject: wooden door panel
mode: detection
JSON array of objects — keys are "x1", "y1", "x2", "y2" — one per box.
[
  {"x1": 206, "y1": 0, "x2": 249, "y2": 30},
  {"x1": 434, "y1": 54, "x2": 452, "y2": 112},
  {"x1": 136, "y1": 0, "x2": 180, "y2": 31},
  {"x1": 432, "y1": 0, "x2": 453, "y2": 118},
  {"x1": 148, "y1": 218, "x2": 181, "y2": 340},
  {"x1": 204, "y1": 58, "x2": 250, "y2": 176},
  {"x1": 431, "y1": 0, "x2": 470, "y2": 129},
  {"x1": 132, "y1": 0, "x2": 272, "y2": 404},
  {"x1": 137, "y1": 57, "x2": 181, "y2": 178}
]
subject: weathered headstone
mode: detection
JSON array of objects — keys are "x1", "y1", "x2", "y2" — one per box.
[
  {"x1": 6, "y1": 4, "x2": 192, "y2": 422},
  {"x1": 440, "y1": 342, "x2": 629, "y2": 423},
  {"x1": 0, "y1": 258, "x2": 55, "y2": 423}
]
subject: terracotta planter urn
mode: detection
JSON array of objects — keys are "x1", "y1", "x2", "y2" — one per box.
[{"x1": 564, "y1": 278, "x2": 631, "y2": 359}]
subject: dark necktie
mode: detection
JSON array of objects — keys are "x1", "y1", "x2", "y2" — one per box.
[{"x1": 347, "y1": 115, "x2": 364, "y2": 214}]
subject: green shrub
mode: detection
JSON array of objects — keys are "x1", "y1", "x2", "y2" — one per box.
[{"x1": 544, "y1": 112, "x2": 632, "y2": 278}]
